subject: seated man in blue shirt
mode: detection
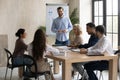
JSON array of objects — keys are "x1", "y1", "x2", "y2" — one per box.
[
  {"x1": 78, "y1": 22, "x2": 98, "y2": 48},
  {"x1": 72, "y1": 23, "x2": 99, "y2": 80},
  {"x1": 51, "y1": 7, "x2": 72, "y2": 46}
]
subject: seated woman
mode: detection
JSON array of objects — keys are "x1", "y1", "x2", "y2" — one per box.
[
  {"x1": 13, "y1": 28, "x2": 27, "y2": 78},
  {"x1": 27, "y1": 29, "x2": 59, "y2": 80},
  {"x1": 68, "y1": 24, "x2": 85, "y2": 78},
  {"x1": 68, "y1": 24, "x2": 83, "y2": 48}
]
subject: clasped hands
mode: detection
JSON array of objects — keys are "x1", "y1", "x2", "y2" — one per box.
[
  {"x1": 80, "y1": 48, "x2": 88, "y2": 54},
  {"x1": 58, "y1": 29, "x2": 67, "y2": 33}
]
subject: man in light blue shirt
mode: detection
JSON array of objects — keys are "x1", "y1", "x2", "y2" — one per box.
[{"x1": 51, "y1": 7, "x2": 72, "y2": 46}]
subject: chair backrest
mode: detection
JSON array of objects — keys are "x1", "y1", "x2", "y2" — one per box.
[
  {"x1": 114, "y1": 49, "x2": 120, "y2": 55},
  {"x1": 23, "y1": 54, "x2": 38, "y2": 79},
  {"x1": 23, "y1": 54, "x2": 37, "y2": 71},
  {"x1": 23, "y1": 55, "x2": 51, "y2": 79},
  {"x1": 4, "y1": 48, "x2": 13, "y2": 66}
]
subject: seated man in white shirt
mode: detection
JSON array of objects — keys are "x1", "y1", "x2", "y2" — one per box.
[{"x1": 80, "y1": 25, "x2": 114, "y2": 80}]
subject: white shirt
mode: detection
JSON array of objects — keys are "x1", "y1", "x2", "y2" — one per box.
[
  {"x1": 27, "y1": 43, "x2": 60, "y2": 57},
  {"x1": 87, "y1": 35, "x2": 114, "y2": 56},
  {"x1": 45, "y1": 44, "x2": 60, "y2": 56}
]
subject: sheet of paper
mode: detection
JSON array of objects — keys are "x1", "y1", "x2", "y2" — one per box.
[{"x1": 71, "y1": 48, "x2": 80, "y2": 52}]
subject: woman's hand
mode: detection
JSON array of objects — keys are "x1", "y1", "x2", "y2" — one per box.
[{"x1": 45, "y1": 51, "x2": 53, "y2": 56}]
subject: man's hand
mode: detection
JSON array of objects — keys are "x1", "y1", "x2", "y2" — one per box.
[
  {"x1": 58, "y1": 29, "x2": 67, "y2": 33},
  {"x1": 62, "y1": 29, "x2": 67, "y2": 33},
  {"x1": 58, "y1": 30, "x2": 62, "y2": 33},
  {"x1": 80, "y1": 48, "x2": 88, "y2": 54}
]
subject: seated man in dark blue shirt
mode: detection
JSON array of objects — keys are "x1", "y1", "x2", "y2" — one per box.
[
  {"x1": 78, "y1": 22, "x2": 98, "y2": 48},
  {"x1": 72, "y1": 22, "x2": 99, "y2": 80}
]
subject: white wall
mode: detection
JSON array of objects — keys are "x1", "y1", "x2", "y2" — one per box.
[
  {"x1": 79, "y1": 0, "x2": 92, "y2": 43},
  {"x1": 69, "y1": 0, "x2": 92, "y2": 43},
  {"x1": 0, "y1": 0, "x2": 92, "y2": 52},
  {"x1": 0, "y1": 0, "x2": 68, "y2": 52},
  {"x1": 69, "y1": 0, "x2": 79, "y2": 17}
]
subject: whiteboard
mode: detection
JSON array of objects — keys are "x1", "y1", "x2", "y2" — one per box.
[{"x1": 46, "y1": 4, "x2": 69, "y2": 35}]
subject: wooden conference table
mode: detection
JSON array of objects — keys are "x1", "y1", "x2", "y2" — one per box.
[{"x1": 46, "y1": 48, "x2": 118, "y2": 80}]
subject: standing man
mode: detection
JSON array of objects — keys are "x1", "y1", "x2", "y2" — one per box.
[{"x1": 51, "y1": 7, "x2": 72, "y2": 46}]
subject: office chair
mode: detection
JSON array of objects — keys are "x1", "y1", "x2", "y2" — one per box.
[
  {"x1": 23, "y1": 54, "x2": 52, "y2": 80},
  {"x1": 97, "y1": 49, "x2": 120, "y2": 80},
  {"x1": 72, "y1": 65, "x2": 86, "y2": 80},
  {"x1": 4, "y1": 48, "x2": 25, "y2": 80}
]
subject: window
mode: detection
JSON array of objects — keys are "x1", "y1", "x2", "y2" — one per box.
[
  {"x1": 92, "y1": 0, "x2": 106, "y2": 26},
  {"x1": 106, "y1": 0, "x2": 118, "y2": 49},
  {"x1": 92, "y1": 0, "x2": 118, "y2": 49}
]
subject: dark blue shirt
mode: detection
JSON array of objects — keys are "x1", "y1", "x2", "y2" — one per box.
[{"x1": 78, "y1": 34, "x2": 99, "y2": 49}]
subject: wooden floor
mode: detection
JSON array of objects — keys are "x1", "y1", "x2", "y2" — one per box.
[{"x1": 0, "y1": 66, "x2": 120, "y2": 80}]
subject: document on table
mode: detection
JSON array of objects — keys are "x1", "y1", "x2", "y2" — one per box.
[
  {"x1": 53, "y1": 45, "x2": 70, "y2": 50},
  {"x1": 71, "y1": 48, "x2": 80, "y2": 52}
]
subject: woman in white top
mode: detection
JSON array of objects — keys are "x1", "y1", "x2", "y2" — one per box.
[
  {"x1": 69, "y1": 24, "x2": 83, "y2": 48},
  {"x1": 27, "y1": 29, "x2": 59, "y2": 80},
  {"x1": 81, "y1": 25, "x2": 113, "y2": 80}
]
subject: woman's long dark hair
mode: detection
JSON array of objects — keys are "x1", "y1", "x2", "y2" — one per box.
[{"x1": 32, "y1": 29, "x2": 46, "y2": 60}]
